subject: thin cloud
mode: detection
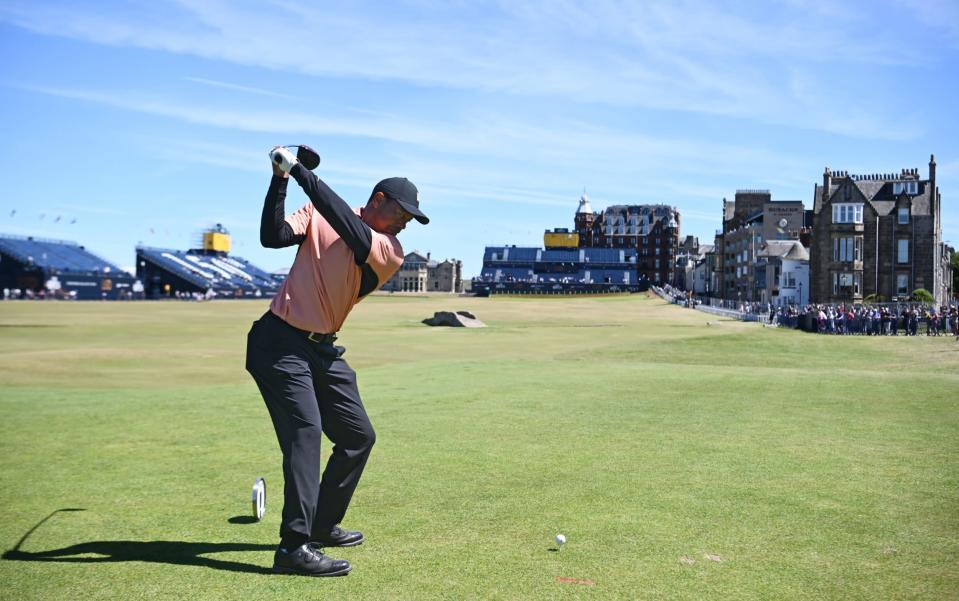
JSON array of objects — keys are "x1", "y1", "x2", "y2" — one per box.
[
  {"x1": 19, "y1": 82, "x2": 826, "y2": 176},
  {"x1": 183, "y1": 76, "x2": 301, "y2": 100},
  {"x1": 0, "y1": 0, "x2": 939, "y2": 138}
]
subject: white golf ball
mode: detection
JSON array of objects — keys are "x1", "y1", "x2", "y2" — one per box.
[{"x1": 555, "y1": 534, "x2": 566, "y2": 545}]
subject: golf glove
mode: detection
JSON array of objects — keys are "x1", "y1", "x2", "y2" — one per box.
[{"x1": 269, "y1": 146, "x2": 298, "y2": 173}]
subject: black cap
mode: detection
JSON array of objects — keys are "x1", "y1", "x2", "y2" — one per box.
[{"x1": 373, "y1": 177, "x2": 429, "y2": 225}]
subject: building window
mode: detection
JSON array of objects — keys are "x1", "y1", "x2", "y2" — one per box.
[
  {"x1": 655, "y1": 247, "x2": 660, "y2": 255},
  {"x1": 833, "y1": 237, "x2": 861, "y2": 262},
  {"x1": 894, "y1": 182, "x2": 919, "y2": 195},
  {"x1": 897, "y1": 239, "x2": 908, "y2": 263},
  {"x1": 896, "y1": 274, "x2": 909, "y2": 295},
  {"x1": 833, "y1": 272, "x2": 857, "y2": 296},
  {"x1": 898, "y1": 207, "x2": 909, "y2": 224},
  {"x1": 655, "y1": 259, "x2": 660, "y2": 269},
  {"x1": 832, "y1": 203, "x2": 864, "y2": 224},
  {"x1": 783, "y1": 272, "x2": 796, "y2": 288}
]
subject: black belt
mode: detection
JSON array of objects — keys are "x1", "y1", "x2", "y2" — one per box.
[{"x1": 266, "y1": 311, "x2": 338, "y2": 344}]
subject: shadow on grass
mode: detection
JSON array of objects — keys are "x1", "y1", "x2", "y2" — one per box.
[
  {"x1": 228, "y1": 515, "x2": 259, "y2": 524},
  {"x1": 3, "y1": 508, "x2": 274, "y2": 575}
]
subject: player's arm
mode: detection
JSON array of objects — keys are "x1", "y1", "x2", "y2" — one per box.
[
  {"x1": 288, "y1": 163, "x2": 373, "y2": 265},
  {"x1": 260, "y1": 164, "x2": 306, "y2": 249}
]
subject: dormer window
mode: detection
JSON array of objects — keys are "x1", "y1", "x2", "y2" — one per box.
[
  {"x1": 898, "y1": 207, "x2": 909, "y2": 224},
  {"x1": 893, "y1": 181, "x2": 919, "y2": 195},
  {"x1": 832, "y1": 203, "x2": 863, "y2": 224}
]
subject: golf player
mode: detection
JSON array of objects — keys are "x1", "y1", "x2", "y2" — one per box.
[{"x1": 246, "y1": 146, "x2": 428, "y2": 576}]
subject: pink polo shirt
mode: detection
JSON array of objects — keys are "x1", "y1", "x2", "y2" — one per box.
[{"x1": 270, "y1": 201, "x2": 403, "y2": 333}]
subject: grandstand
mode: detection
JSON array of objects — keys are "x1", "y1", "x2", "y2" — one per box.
[
  {"x1": 474, "y1": 244, "x2": 646, "y2": 295},
  {"x1": 473, "y1": 192, "x2": 681, "y2": 295},
  {"x1": 135, "y1": 225, "x2": 281, "y2": 299},
  {"x1": 0, "y1": 234, "x2": 135, "y2": 300}
]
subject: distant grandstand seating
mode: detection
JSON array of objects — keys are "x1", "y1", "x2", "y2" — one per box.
[
  {"x1": 483, "y1": 246, "x2": 541, "y2": 262},
  {"x1": 540, "y1": 249, "x2": 580, "y2": 262},
  {"x1": 0, "y1": 235, "x2": 121, "y2": 274},
  {"x1": 583, "y1": 248, "x2": 629, "y2": 263},
  {"x1": 137, "y1": 247, "x2": 282, "y2": 299},
  {"x1": 584, "y1": 269, "x2": 632, "y2": 284},
  {"x1": 480, "y1": 267, "x2": 534, "y2": 281},
  {"x1": 503, "y1": 247, "x2": 539, "y2": 261},
  {"x1": 0, "y1": 234, "x2": 135, "y2": 299},
  {"x1": 473, "y1": 243, "x2": 647, "y2": 295}
]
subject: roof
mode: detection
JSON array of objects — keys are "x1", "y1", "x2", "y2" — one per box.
[
  {"x1": 577, "y1": 192, "x2": 592, "y2": 214},
  {"x1": 814, "y1": 172, "x2": 934, "y2": 216},
  {"x1": 757, "y1": 240, "x2": 809, "y2": 261},
  {"x1": 0, "y1": 234, "x2": 128, "y2": 275},
  {"x1": 136, "y1": 247, "x2": 280, "y2": 292},
  {"x1": 404, "y1": 251, "x2": 429, "y2": 262}
]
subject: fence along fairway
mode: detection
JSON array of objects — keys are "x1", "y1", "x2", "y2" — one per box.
[{"x1": 1, "y1": 295, "x2": 957, "y2": 600}]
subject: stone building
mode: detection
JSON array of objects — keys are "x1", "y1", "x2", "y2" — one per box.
[
  {"x1": 382, "y1": 251, "x2": 463, "y2": 293},
  {"x1": 428, "y1": 258, "x2": 463, "y2": 292},
  {"x1": 689, "y1": 244, "x2": 716, "y2": 295},
  {"x1": 674, "y1": 235, "x2": 701, "y2": 290},
  {"x1": 715, "y1": 191, "x2": 806, "y2": 302},
  {"x1": 572, "y1": 193, "x2": 681, "y2": 285},
  {"x1": 809, "y1": 155, "x2": 950, "y2": 304}
]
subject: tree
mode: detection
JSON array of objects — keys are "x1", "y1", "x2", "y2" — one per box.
[{"x1": 911, "y1": 288, "x2": 934, "y2": 302}]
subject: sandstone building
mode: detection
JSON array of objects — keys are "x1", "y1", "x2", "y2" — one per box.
[
  {"x1": 809, "y1": 155, "x2": 951, "y2": 303},
  {"x1": 382, "y1": 251, "x2": 463, "y2": 293}
]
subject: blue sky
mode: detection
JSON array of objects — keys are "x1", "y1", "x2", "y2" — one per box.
[{"x1": 1, "y1": 0, "x2": 957, "y2": 277}]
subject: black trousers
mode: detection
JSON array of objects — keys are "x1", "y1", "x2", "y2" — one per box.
[{"x1": 245, "y1": 311, "x2": 375, "y2": 546}]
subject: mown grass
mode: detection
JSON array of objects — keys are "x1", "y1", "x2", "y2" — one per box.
[{"x1": 1, "y1": 294, "x2": 957, "y2": 600}]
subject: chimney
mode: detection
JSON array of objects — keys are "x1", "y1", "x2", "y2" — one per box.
[
  {"x1": 427, "y1": 252, "x2": 431, "y2": 261},
  {"x1": 929, "y1": 153, "x2": 936, "y2": 185},
  {"x1": 823, "y1": 167, "x2": 832, "y2": 197}
]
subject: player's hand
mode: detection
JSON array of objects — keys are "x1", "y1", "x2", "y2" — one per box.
[{"x1": 269, "y1": 146, "x2": 297, "y2": 176}]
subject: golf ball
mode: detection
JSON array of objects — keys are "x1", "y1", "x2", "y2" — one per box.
[{"x1": 555, "y1": 534, "x2": 566, "y2": 545}]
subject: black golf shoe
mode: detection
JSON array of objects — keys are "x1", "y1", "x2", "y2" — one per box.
[
  {"x1": 311, "y1": 525, "x2": 365, "y2": 548},
  {"x1": 272, "y1": 543, "x2": 351, "y2": 577}
]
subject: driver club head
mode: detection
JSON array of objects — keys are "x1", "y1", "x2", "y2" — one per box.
[{"x1": 295, "y1": 145, "x2": 321, "y2": 170}]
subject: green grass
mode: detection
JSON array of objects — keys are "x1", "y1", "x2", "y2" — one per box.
[{"x1": 1, "y1": 294, "x2": 957, "y2": 600}]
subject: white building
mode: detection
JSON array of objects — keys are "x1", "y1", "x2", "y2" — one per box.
[{"x1": 756, "y1": 240, "x2": 810, "y2": 306}]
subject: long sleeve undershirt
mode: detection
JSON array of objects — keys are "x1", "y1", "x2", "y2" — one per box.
[{"x1": 260, "y1": 167, "x2": 380, "y2": 297}]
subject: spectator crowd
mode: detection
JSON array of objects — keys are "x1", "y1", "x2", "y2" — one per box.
[
  {"x1": 774, "y1": 303, "x2": 959, "y2": 336},
  {"x1": 657, "y1": 284, "x2": 958, "y2": 338}
]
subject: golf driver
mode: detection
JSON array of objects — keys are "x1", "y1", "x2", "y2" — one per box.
[{"x1": 270, "y1": 145, "x2": 320, "y2": 172}]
